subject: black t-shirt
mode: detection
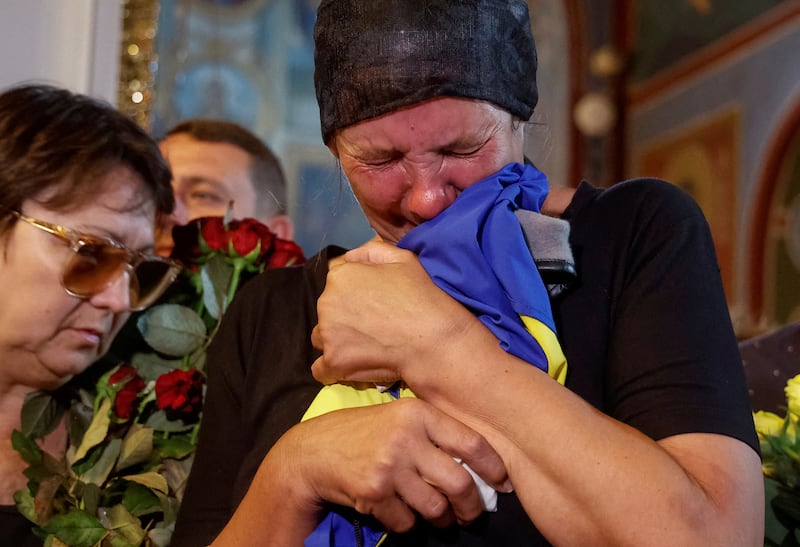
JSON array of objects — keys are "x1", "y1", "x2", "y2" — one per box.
[
  {"x1": 171, "y1": 179, "x2": 758, "y2": 546},
  {"x1": 0, "y1": 505, "x2": 41, "y2": 547}
]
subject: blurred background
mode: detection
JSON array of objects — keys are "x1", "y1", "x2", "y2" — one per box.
[{"x1": 1, "y1": 0, "x2": 798, "y2": 339}]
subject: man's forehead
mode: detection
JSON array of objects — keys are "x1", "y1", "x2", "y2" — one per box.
[
  {"x1": 163, "y1": 136, "x2": 253, "y2": 169},
  {"x1": 173, "y1": 174, "x2": 225, "y2": 190}
]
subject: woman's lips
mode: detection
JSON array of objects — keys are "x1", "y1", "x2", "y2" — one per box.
[{"x1": 71, "y1": 327, "x2": 103, "y2": 347}]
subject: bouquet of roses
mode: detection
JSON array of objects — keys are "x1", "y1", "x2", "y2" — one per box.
[
  {"x1": 12, "y1": 215, "x2": 305, "y2": 547},
  {"x1": 754, "y1": 373, "x2": 800, "y2": 546}
]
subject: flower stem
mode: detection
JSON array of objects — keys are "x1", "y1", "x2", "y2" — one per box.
[{"x1": 225, "y1": 261, "x2": 245, "y2": 313}]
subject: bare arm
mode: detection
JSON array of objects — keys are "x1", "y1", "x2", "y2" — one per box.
[
  {"x1": 211, "y1": 398, "x2": 511, "y2": 546},
  {"x1": 310, "y1": 241, "x2": 764, "y2": 546}
]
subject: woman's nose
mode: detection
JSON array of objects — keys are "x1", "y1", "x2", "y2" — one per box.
[
  {"x1": 404, "y1": 171, "x2": 456, "y2": 222},
  {"x1": 89, "y1": 268, "x2": 132, "y2": 313}
]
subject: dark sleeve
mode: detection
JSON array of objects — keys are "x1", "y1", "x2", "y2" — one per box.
[
  {"x1": 603, "y1": 181, "x2": 758, "y2": 451},
  {"x1": 0, "y1": 507, "x2": 42, "y2": 547},
  {"x1": 171, "y1": 250, "x2": 335, "y2": 547},
  {"x1": 169, "y1": 272, "x2": 260, "y2": 546}
]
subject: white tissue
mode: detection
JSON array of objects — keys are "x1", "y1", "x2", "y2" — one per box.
[{"x1": 455, "y1": 459, "x2": 498, "y2": 512}]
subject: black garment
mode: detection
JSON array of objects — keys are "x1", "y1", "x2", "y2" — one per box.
[
  {"x1": 172, "y1": 179, "x2": 758, "y2": 547},
  {"x1": 0, "y1": 505, "x2": 40, "y2": 547}
]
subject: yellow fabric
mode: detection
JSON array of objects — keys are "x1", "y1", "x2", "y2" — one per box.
[
  {"x1": 301, "y1": 316, "x2": 566, "y2": 546},
  {"x1": 302, "y1": 382, "x2": 417, "y2": 421},
  {"x1": 519, "y1": 315, "x2": 567, "y2": 385},
  {"x1": 303, "y1": 316, "x2": 565, "y2": 424}
]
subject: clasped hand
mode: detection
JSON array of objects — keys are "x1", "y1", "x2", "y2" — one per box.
[
  {"x1": 303, "y1": 240, "x2": 509, "y2": 530},
  {"x1": 311, "y1": 240, "x2": 478, "y2": 387},
  {"x1": 286, "y1": 400, "x2": 510, "y2": 531}
]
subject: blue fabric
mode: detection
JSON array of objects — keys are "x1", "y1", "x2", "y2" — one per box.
[
  {"x1": 305, "y1": 162, "x2": 554, "y2": 547},
  {"x1": 398, "y1": 162, "x2": 553, "y2": 366},
  {"x1": 305, "y1": 512, "x2": 385, "y2": 547}
]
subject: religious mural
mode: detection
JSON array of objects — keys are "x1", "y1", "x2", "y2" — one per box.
[
  {"x1": 150, "y1": 0, "x2": 373, "y2": 256},
  {"x1": 755, "y1": 106, "x2": 800, "y2": 326},
  {"x1": 630, "y1": 0, "x2": 788, "y2": 82},
  {"x1": 636, "y1": 107, "x2": 740, "y2": 301}
]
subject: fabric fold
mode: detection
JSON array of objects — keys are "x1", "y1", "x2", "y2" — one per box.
[{"x1": 303, "y1": 162, "x2": 567, "y2": 547}]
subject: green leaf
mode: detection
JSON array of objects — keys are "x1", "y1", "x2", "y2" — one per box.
[
  {"x1": 122, "y1": 482, "x2": 162, "y2": 517},
  {"x1": 42, "y1": 510, "x2": 106, "y2": 547},
  {"x1": 105, "y1": 503, "x2": 147, "y2": 545},
  {"x1": 22, "y1": 452, "x2": 66, "y2": 491},
  {"x1": 32, "y1": 474, "x2": 65, "y2": 523},
  {"x1": 81, "y1": 482, "x2": 100, "y2": 516},
  {"x1": 67, "y1": 395, "x2": 94, "y2": 448},
  {"x1": 130, "y1": 352, "x2": 182, "y2": 383},
  {"x1": 161, "y1": 456, "x2": 194, "y2": 500},
  {"x1": 145, "y1": 410, "x2": 194, "y2": 433},
  {"x1": 116, "y1": 424, "x2": 154, "y2": 472},
  {"x1": 43, "y1": 535, "x2": 70, "y2": 547},
  {"x1": 70, "y1": 444, "x2": 103, "y2": 477},
  {"x1": 201, "y1": 255, "x2": 234, "y2": 319},
  {"x1": 123, "y1": 471, "x2": 169, "y2": 494},
  {"x1": 14, "y1": 487, "x2": 39, "y2": 525},
  {"x1": 155, "y1": 491, "x2": 180, "y2": 526},
  {"x1": 74, "y1": 398, "x2": 111, "y2": 462},
  {"x1": 155, "y1": 434, "x2": 195, "y2": 459},
  {"x1": 21, "y1": 391, "x2": 65, "y2": 438},
  {"x1": 137, "y1": 304, "x2": 207, "y2": 356},
  {"x1": 12, "y1": 429, "x2": 42, "y2": 465},
  {"x1": 80, "y1": 438, "x2": 121, "y2": 487},
  {"x1": 147, "y1": 525, "x2": 174, "y2": 547},
  {"x1": 107, "y1": 536, "x2": 138, "y2": 547}
]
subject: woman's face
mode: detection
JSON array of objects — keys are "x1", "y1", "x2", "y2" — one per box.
[
  {"x1": 332, "y1": 97, "x2": 525, "y2": 243},
  {"x1": 0, "y1": 166, "x2": 157, "y2": 390}
]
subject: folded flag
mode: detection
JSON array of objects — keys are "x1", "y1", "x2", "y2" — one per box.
[{"x1": 303, "y1": 162, "x2": 567, "y2": 547}]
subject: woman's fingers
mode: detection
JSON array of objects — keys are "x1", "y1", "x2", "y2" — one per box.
[
  {"x1": 289, "y1": 398, "x2": 507, "y2": 531},
  {"x1": 342, "y1": 240, "x2": 413, "y2": 265}
]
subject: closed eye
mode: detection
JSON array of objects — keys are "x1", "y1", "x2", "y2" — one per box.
[
  {"x1": 440, "y1": 138, "x2": 487, "y2": 158},
  {"x1": 361, "y1": 152, "x2": 402, "y2": 168},
  {"x1": 445, "y1": 147, "x2": 482, "y2": 158}
]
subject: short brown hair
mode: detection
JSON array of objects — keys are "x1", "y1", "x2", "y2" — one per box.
[
  {"x1": 0, "y1": 84, "x2": 174, "y2": 234},
  {"x1": 165, "y1": 119, "x2": 287, "y2": 217}
]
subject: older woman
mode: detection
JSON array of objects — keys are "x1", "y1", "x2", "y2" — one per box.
[
  {"x1": 174, "y1": 1, "x2": 764, "y2": 546},
  {"x1": 0, "y1": 84, "x2": 178, "y2": 546}
]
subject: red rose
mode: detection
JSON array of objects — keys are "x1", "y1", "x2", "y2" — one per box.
[
  {"x1": 199, "y1": 217, "x2": 228, "y2": 252},
  {"x1": 264, "y1": 238, "x2": 306, "y2": 268},
  {"x1": 227, "y1": 218, "x2": 276, "y2": 258},
  {"x1": 155, "y1": 369, "x2": 204, "y2": 418},
  {"x1": 109, "y1": 365, "x2": 146, "y2": 420}
]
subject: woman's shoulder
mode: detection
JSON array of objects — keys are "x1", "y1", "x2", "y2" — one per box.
[
  {"x1": 578, "y1": 177, "x2": 701, "y2": 213},
  {"x1": 218, "y1": 244, "x2": 349, "y2": 343},
  {"x1": 235, "y1": 245, "x2": 348, "y2": 301},
  {"x1": 567, "y1": 178, "x2": 707, "y2": 232}
]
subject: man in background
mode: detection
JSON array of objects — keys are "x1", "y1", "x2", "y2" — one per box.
[{"x1": 156, "y1": 119, "x2": 294, "y2": 255}]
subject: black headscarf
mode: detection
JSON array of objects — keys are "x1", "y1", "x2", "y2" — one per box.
[{"x1": 314, "y1": 0, "x2": 539, "y2": 144}]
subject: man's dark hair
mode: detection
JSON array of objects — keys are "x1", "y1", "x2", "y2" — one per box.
[{"x1": 165, "y1": 119, "x2": 288, "y2": 217}]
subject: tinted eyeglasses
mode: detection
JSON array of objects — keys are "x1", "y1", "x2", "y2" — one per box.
[{"x1": 13, "y1": 211, "x2": 181, "y2": 311}]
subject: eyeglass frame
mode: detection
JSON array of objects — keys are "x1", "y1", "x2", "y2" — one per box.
[{"x1": 11, "y1": 210, "x2": 181, "y2": 311}]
